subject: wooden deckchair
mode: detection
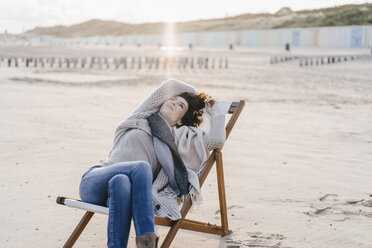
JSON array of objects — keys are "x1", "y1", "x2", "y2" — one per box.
[{"x1": 57, "y1": 100, "x2": 245, "y2": 248}]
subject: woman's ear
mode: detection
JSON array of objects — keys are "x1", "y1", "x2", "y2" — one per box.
[{"x1": 177, "y1": 120, "x2": 182, "y2": 126}]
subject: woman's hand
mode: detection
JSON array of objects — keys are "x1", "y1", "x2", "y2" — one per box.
[
  {"x1": 204, "y1": 98, "x2": 215, "y2": 107},
  {"x1": 204, "y1": 98, "x2": 215, "y2": 115}
]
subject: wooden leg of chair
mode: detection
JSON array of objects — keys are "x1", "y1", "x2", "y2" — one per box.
[
  {"x1": 63, "y1": 211, "x2": 94, "y2": 248},
  {"x1": 216, "y1": 151, "x2": 229, "y2": 234},
  {"x1": 160, "y1": 219, "x2": 183, "y2": 248},
  {"x1": 160, "y1": 197, "x2": 193, "y2": 248}
]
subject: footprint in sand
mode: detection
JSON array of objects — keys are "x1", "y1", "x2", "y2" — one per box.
[
  {"x1": 224, "y1": 232, "x2": 286, "y2": 248},
  {"x1": 215, "y1": 205, "x2": 244, "y2": 215},
  {"x1": 305, "y1": 194, "x2": 372, "y2": 219},
  {"x1": 319, "y1": 193, "x2": 338, "y2": 202}
]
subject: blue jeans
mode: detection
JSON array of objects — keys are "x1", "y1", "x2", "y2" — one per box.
[{"x1": 79, "y1": 161, "x2": 154, "y2": 248}]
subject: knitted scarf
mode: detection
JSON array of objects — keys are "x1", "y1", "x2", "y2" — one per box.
[{"x1": 147, "y1": 113, "x2": 190, "y2": 196}]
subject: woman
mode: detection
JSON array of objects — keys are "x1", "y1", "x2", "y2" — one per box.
[{"x1": 79, "y1": 78, "x2": 226, "y2": 248}]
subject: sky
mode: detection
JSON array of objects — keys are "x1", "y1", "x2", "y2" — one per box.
[{"x1": 1, "y1": 0, "x2": 372, "y2": 34}]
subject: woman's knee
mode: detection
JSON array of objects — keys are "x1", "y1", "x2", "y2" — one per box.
[
  {"x1": 109, "y1": 174, "x2": 131, "y2": 191},
  {"x1": 107, "y1": 175, "x2": 131, "y2": 208},
  {"x1": 133, "y1": 161, "x2": 152, "y2": 180}
]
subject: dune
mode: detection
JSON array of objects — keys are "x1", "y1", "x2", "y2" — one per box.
[{"x1": 24, "y1": 4, "x2": 372, "y2": 37}]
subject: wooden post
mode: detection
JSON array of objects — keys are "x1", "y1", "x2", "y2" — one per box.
[
  {"x1": 81, "y1": 57, "x2": 86, "y2": 68},
  {"x1": 150, "y1": 57, "x2": 154, "y2": 70},
  {"x1": 131, "y1": 57, "x2": 135, "y2": 69},
  {"x1": 147, "y1": 57, "x2": 151, "y2": 70},
  {"x1": 215, "y1": 151, "x2": 229, "y2": 233},
  {"x1": 155, "y1": 57, "x2": 159, "y2": 69},
  {"x1": 104, "y1": 57, "x2": 109, "y2": 69},
  {"x1": 198, "y1": 57, "x2": 202, "y2": 69},
  {"x1": 123, "y1": 57, "x2": 127, "y2": 69},
  {"x1": 182, "y1": 57, "x2": 186, "y2": 69},
  {"x1": 138, "y1": 57, "x2": 142, "y2": 69},
  {"x1": 90, "y1": 57, "x2": 95, "y2": 69},
  {"x1": 114, "y1": 58, "x2": 119, "y2": 69}
]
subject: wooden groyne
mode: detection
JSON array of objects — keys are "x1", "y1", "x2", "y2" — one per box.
[
  {"x1": 270, "y1": 54, "x2": 371, "y2": 67},
  {"x1": 1, "y1": 56, "x2": 229, "y2": 70}
]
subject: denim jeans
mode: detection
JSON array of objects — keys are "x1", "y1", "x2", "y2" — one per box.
[{"x1": 79, "y1": 161, "x2": 154, "y2": 248}]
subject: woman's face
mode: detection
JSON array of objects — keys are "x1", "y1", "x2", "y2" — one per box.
[{"x1": 159, "y1": 96, "x2": 189, "y2": 126}]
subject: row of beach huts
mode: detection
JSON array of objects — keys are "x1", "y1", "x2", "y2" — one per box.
[{"x1": 2, "y1": 25, "x2": 372, "y2": 49}]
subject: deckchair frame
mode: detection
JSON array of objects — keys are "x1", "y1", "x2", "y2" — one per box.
[{"x1": 57, "y1": 100, "x2": 245, "y2": 248}]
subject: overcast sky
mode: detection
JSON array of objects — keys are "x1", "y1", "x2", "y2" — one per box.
[{"x1": 1, "y1": 0, "x2": 371, "y2": 34}]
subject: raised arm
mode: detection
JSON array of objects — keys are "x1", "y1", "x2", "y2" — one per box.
[
  {"x1": 203, "y1": 100, "x2": 226, "y2": 150},
  {"x1": 133, "y1": 78, "x2": 196, "y2": 114}
]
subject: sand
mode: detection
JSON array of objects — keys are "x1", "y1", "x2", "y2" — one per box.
[{"x1": 0, "y1": 45, "x2": 372, "y2": 248}]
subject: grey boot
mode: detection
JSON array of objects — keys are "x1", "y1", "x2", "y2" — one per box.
[{"x1": 136, "y1": 233, "x2": 159, "y2": 248}]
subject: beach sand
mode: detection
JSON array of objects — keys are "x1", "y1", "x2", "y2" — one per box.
[{"x1": 0, "y1": 45, "x2": 372, "y2": 248}]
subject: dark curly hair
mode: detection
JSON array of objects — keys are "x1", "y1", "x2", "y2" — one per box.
[{"x1": 176, "y1": 92, "x2": 210, "y2": 127}]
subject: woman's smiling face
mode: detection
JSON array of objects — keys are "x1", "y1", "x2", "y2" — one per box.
[{"x1": 159, "y1": 96, "x2": 189, "y2": 127}]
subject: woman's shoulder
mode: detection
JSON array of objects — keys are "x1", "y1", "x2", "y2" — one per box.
[{"x1": 126, "y1": 128, "x2": 152, "y2": 138}]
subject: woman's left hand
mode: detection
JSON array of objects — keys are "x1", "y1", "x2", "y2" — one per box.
[
  {"x1": 204, "y1": 98, "x2": 215, "y2": 115},
  {"x1": 204, "y1": 98, "x2": 215, "y2": 108}
]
